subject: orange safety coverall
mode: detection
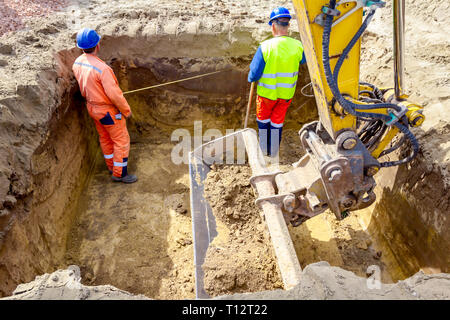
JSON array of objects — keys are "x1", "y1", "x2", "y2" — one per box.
[{"x1": 72, "y1": 53, "x2": 132, "y2": 178}]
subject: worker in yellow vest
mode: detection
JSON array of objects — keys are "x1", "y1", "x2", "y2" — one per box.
[{"x1": 248, "y1": 7, "x2": 306, "y2": 157}]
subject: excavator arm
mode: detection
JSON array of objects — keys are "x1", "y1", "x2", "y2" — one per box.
[
  {"x1": 189, "y1": 0, "x2": 425, "y2": 298},
  {"x1": 269, "y1": 0, "x2": 426, "y2": 225},
  {"x1": 292, "y1": 0, "x2": 424, "y2": 139}
]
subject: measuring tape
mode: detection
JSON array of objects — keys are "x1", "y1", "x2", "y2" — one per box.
[{"x1": 123, "y1": 69, "x2": 230, "y2": 95}]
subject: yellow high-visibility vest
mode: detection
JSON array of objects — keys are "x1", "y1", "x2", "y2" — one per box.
[{"x1": 258, "y1": 36, "x2": 304, "y2": 100}]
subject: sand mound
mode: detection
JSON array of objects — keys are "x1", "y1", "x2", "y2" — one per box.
[{"x1": 202, "y1": 165, "x2": 283, "y2": 297}]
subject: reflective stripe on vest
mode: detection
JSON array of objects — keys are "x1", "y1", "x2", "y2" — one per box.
[
  {"x1": 261, "y1": 71, "x2": 299, "y2": 79},
  {"x1": 258, "y1": 81, "x2": 298, "y2": 90},
  {"x1": 257, "y1": 36, "x2": 303, "y2": 100}
]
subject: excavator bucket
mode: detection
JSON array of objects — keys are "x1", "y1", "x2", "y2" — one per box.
[{"x1": 189, "y1": 129, "x2": 251, "y2": 299}]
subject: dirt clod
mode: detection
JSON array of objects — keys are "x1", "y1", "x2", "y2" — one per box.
[
  {"x1": 2, "y1": 196, "x2": 16, "y2": 209},
  {"x1": 0, "y1": 44, "x2": 13, "y2": 55}
]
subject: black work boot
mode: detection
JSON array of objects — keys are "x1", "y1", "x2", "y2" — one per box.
[{"x1": 111, "y1": 174, "x2": 138, "y2": 184}]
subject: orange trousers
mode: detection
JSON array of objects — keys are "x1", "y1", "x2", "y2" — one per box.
[
  {"x1": 87, "y1": 103, "x2": 130, "y2": 178},
  {"x1": 256, "y1": 95, "x2": 292, "y2": 156}
]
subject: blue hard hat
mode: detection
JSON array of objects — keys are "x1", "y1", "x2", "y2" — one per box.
[
  {"x1": 268, "y1": 7, "x2": 292, "y2": 25},
  {"x1": 76, "y1": 28, "x2": 101, "y2": 50}
]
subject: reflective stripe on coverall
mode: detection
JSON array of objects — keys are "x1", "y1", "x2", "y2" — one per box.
[{"x1": 72, "y1": 53, "x2": 131, "y2": 178}]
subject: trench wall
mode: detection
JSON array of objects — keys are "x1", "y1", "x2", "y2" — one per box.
[
  {"x1": 0, "y1": 49, "x2": 98, "y2": 295},
  {"x1": 358, "y1": 152, "x2": 449, "y2": 280}
]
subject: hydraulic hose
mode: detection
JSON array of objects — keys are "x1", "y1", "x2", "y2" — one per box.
[
  {"x1": 322, "y1": 1, "x2": 390, "y2": 121},
  {"x1": 359, "y1": 90, "x2": 377, "y2": 99},
  {"x1": 366, "y1": 123, "x2": 387, "y2": 150},
  {"x1": 322, "y1": 0, "x2": 419, "y2": 166},
  {"x1": 332, "y1": 9, "x2": 402, "y2": 112},
  {"x1": 360, "y1": 81, "x2": 384, "y2": 100},
  {"x1": 360, "y1": 97, "x2": 384, "y2": 104},
  {"x1": 379, "y1": 135, "x2": 405, "y2": 157},
  {"x1": 380, "y1": 121, "x2": 419, "y2": 167}
]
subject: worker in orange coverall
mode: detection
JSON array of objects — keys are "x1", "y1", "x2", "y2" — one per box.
[{"x1": 72, "y1": 28, "x2": 137, "y2": 183}]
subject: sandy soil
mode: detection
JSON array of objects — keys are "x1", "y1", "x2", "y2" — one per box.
[
  {"x1": 361, "y1": 0, "x2": 450, "y2": 173},
  {"x1": 3, "y1": 264, "x2": 449, "y2": 300},
  {"x1": 0, "y1": 0, "x2": 448, "y2": 299},
  {"x1": 357, "y1": 0, "x2": 450, "y2": 278},
  {"x1": 289, "y1": 210, "x2": 392, "y2": 283},
  {"x1": 0, "y1": 0, "x2": 281, "y2": 296},
  {"x1": 219, "y1": 262, "x2": 450, "y2": 300},
  {"x1": 202, "y1": 165, "x2": 283, "y2": 297}
]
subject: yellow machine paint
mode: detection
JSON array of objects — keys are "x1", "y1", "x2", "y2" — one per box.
[
  {"x1": 292, "y1": 0, "x2": 361, "y2": 138},
  {"x1": 292, "y1": 0, "x2": 425, "y2": 158},
  {"x1": 291, "y1": 0, "x2": 425, "y2": 159}
]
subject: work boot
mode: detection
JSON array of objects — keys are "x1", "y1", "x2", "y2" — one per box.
[{"x1": 111, "y1": 174, "x2": 138, "y2": 184}]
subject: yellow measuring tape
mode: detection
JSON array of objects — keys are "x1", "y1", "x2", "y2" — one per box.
[{"x1": 123, "y1": 69, "x2": 229, "y2": 95}]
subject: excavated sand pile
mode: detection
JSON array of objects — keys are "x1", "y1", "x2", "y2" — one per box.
[
  {"x1": 2, "y1": 266, "x2": 149, "y2": 300},
  {"x1": 202, "y1": 165, "x2": 283, "y2": 296},
  {"x1": 218, "y1": 262, "x2": 450, "y2": 300}
]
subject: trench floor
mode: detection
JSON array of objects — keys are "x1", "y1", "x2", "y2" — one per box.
[
  {"x1": 288, "y1": 211, "x2": 393, "y2": 283},
  {"x1": 65, "y1": 136, "x2": 195, "y2": 299}
]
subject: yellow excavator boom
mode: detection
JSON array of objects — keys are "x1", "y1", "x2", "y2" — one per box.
[
  {"x1": 291, "y1": 0, "x2": 424, "y2": 159},
  {"x1": 292, "y1": 0, "x2": 361, "y2": 138}
]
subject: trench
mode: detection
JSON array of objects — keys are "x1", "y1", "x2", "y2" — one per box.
[
  {"x1": 0, "y1": 34, "x2": 447, "y2": 298},
  {"x1": 56, "y1": 39, "x2": 318, "y2": 299},
  {"x1": 62, "y1": 55, "x2": 250, "y2": 299}
]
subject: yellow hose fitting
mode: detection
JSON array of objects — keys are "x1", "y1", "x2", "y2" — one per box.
[
  {"x1": 382, "y1": 89, "x2": 425, "y2": 127},
  {"x1": 402, "y1": 102, "x2": 425, "y2": 127},
  {"x1": 366, "y1": 165, "x2": 380, "y2": 177}
]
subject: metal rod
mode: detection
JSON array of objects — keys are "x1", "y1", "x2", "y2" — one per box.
[
  {"x1": 244, "y1": 82, "x2": 256, "y2": 128},
  {"x1": 306, "y1": 131, "x2": 332, "y2": 162},
  {"x1": 241, "y1": 129, "x2": 302, "y2": 289},
  {"x1": 393, "y1": 0, "x2": 406, "y2": 99}
]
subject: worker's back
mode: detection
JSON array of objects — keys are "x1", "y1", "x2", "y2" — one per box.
[
  {"x1": 72, "y1": 53, "x2": 114, "y2": 106},
  {"x1": 72, "y1": 53, "x2": 131, "y2": 118},
  {"x1": 72, "y1": 28, "x2": 136, "y2": 183},
  {"x1": 258, "y1": 36, "x2": 304, "y2": 100}
]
